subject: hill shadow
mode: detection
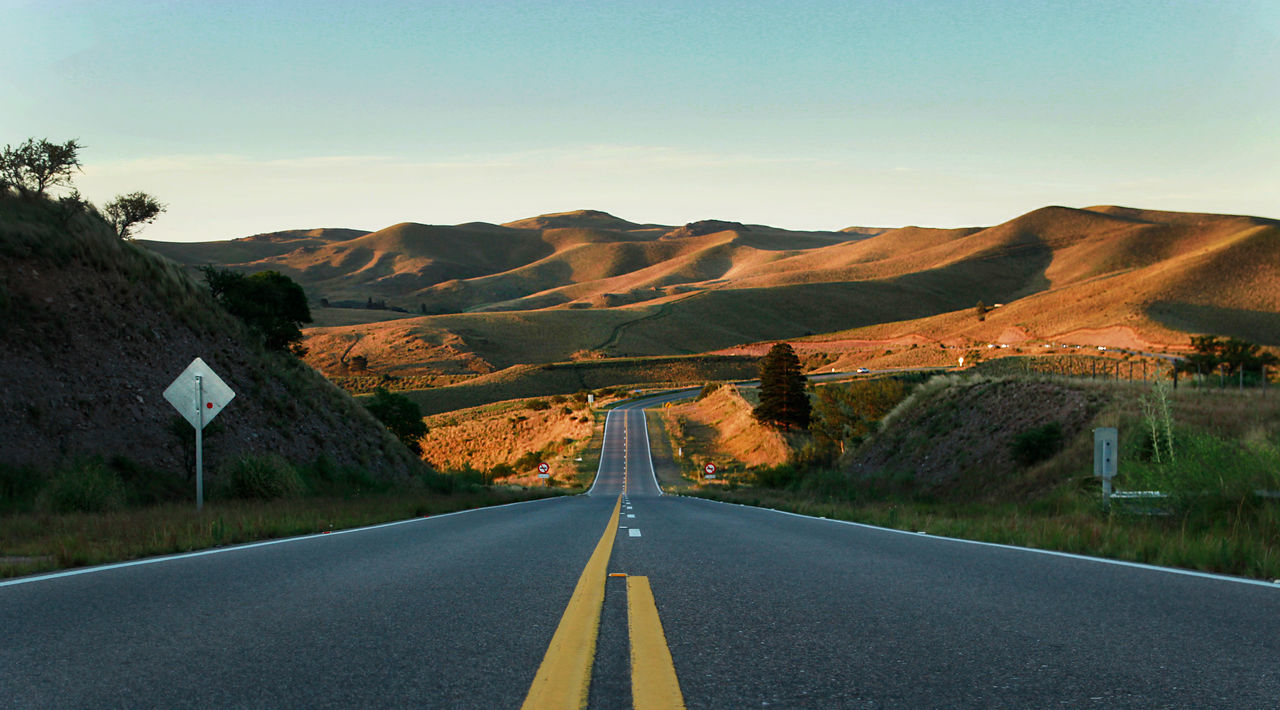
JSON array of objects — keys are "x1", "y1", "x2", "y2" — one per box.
[{"x1": 1146, "y1": 302, "x2": 1280, "y2": 346}]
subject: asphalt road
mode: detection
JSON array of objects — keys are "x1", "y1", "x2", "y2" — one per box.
[{"x1": 4, "y1": 393, "x2": 1279, "y2": 708}]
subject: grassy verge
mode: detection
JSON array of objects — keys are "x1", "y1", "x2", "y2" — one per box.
[
  {"x1": 572, "y1": 409, "x2": 608, "y2": 489},
  {"x1": 686, "y1": 484, "x2": 1280, "y2": 581},
  {"x1": 674, "y1": 373, "x2": 1280, "y2": 582},
  {"x1": 644, "y1": 409, "x2": 694, "y2": 491},
  {"x1": 0, "y1": 486, "x2": 564, "y2": 579}
]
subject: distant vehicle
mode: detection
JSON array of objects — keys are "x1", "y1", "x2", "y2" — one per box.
[
  {"x1": 855, "y1": 368, "x2": 870, "y2": 374},
  {"x1": 1097, "y1": 346, "x2": 1107, "y2": 351}
]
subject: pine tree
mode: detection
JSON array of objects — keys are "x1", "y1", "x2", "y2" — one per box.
[{"x1": 753, "y1": 343, "x2": 811, "y2": 431}]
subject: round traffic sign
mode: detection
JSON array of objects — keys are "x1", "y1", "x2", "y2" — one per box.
[
  {"x1": 704, "y1": 463, "x2": 717, "y2": 476},
  {"x1": 537, "y1": 462, "x2": 549, "y2": 474}
]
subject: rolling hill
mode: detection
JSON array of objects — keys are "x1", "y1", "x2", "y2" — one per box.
[{"x1": 142, "y1": 205, "x2": 1280, "y2": 386}]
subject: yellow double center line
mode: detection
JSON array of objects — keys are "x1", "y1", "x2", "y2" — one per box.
[{"x1": 521, "y1": 495, "x2": 684, "y2": 709}]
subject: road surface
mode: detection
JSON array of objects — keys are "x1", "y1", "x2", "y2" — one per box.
[{"x1": 3, "y1": 393, "x2": 1279, "y2": 708}]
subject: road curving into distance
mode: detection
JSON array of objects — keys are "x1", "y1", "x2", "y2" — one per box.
[{"x1": 3, "y1": 390, "x2": 1279, "y2": 708}]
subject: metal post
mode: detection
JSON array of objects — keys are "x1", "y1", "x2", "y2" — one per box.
[{"x1": 195, "y1": 374, "x2": 204, "y2": 511}]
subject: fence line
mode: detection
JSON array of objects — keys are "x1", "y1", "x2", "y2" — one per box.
[{"x1": 1008, "y1": 355, "x2": 1272, "y2": 393}]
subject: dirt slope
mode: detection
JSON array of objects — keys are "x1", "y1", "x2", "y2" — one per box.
[
  {"x1": 847, "y1": 377, "x2": 1106, "y2": 494},
  {"x1": 0, "y1": 194, "x2": 420, "y2": 480},
  {"x1": 662, "y1": 385, "x2": 793, "y2": 468}
]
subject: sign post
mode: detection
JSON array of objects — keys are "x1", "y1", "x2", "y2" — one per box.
[
  {"x1": 703, "y1": 463, "x2": 717, "y2": 479},
  {"x1": 164, "y1": 358, "x2": 235, "y2": 511},
  {"x1": 537, "y1": 462, "x2": 550, "y2": 479},
  {"x1": 1093, "y1": 427, "x2": 1118, "y2": 507}
]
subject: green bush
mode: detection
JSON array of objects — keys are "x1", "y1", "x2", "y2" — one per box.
[
  {"x1": 489, "y1": 463, "x2": 516, "y2": 479},
  {"x1": 40, "y1": 459, "x2": 126, "y2": 513},
  {"x1": 696, "y1": 382, "x2": 721, "y2": 401},
  {"x1": 0, "y1": 464, "x2": 46, "y2": 512},
  {"x1": 1126, "y1": 432, "x2": 1280, "y2": 515},
  {"x1": 514, "y1": 450, "x2": 543, "y2": 471},
  {"x1": 109, "y1": 455, "x2": 186, "y2": 505},
  {"x1": 527, "y1": 399, "x2": 551, "y2": 411},
  {"x1": 218, "y1": 454, "x2": 303, "y2": 500},
  {"x1": 1011, "y1": 422, "x2": 1064, "y2": 466},
  {"x1": 753, "y1": 463, "x2": 802, "y2": 489},
  {"x1": 363, "y1": 387, "x2": 428, "y2": 453}
]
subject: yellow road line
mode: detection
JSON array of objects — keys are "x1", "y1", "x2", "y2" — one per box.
[
  {"x1": 627, "y1": 576, "x2": 686, "y2": 710},
  {"x1": 521, "y1": 495, "x2": 622, "y2": 710}
]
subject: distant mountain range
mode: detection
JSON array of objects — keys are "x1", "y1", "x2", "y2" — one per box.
[{"x1": 141, "y1": 205, "x2": 1280, "y2": 377}]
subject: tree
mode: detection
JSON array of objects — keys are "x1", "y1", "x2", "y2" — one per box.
[
  {"x1": 0, "y1": 138, "x2": 84, "y2": 196},
  {"x1": 104, "y1": 191, "x2": 166, "y2": 239},
  {"x1": 363, "y1": 388, "x2": 428, "y2": 454},
  {"x1": 1177, "y1": 335, "x2": 1278, "y2": 377},
  {"x1": 201, "y1": 267, "x2": 312, "y2": 354},
  {"x1": 975, "y1": 300, "x2": 990, "y2": 322},
  {"x1": 753, "y1": 342, "x2": 811, "y2": 431}
]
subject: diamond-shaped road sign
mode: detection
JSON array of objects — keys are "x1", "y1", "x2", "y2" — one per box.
[{"x1": 164, "y1": 357, "x2": 235, "y2": 429}]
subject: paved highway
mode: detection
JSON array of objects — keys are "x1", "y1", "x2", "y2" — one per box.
[{"x1": 4, "y1": 393, "x2": 1279, "y2": 708}]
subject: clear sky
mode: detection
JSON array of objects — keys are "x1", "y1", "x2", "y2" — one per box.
[{"x1": 3, "y1": 0, "x2": 1278, "y2": 241}]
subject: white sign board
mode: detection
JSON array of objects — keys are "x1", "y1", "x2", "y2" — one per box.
[
  {"x1": 163, "y1": 358, "x2": 235, "y2": 511},
  {"x1": 164, "y1": 357, "x2": 235, "y2": 429}
]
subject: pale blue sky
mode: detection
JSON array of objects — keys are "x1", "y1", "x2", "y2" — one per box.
[{"x1": 3, "y1": 0, "x2": 1277, "y2": 241}]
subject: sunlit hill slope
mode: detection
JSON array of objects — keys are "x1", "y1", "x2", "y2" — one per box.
[{"x1": 142, "y1": 206, "x2": 1280, "y2": 380}]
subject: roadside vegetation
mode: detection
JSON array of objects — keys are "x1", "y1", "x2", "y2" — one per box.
[
  {"x1": 0, "y1": 139, "x2": 564, "y2": 579},
  {"x1": 670, "y1": 343, "x2": 1280, "y2": 580},
  {"x1": 0, "y1": 452, "x2": 563, "y2": 578},
  {"x1": 418, "y1": 389, "x2": 623, "y2": 488}
]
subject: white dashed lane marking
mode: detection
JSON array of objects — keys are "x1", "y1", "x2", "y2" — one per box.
[{"x1": 629, "y1": 529, "x2": 642, "y2": 538}]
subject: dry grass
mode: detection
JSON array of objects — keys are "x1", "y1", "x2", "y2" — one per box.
[
  {"x1": 145, "y1": 204, "x2": 1280, "y2": 382},
  {"x1": 0, "y1": 487, "x2": 562, "y2": 579},
  {"x1": 420, "y1": 396, "x2": 595, "y2": 482},
  {"x1": 661, "y1": 385, "x2": 793, "y2": 469},
  {"x1": 687, "y1": 371, "x2": 1280, "y2": 580},
  {"x1": 398, "y1": 355, "x2": 758, "y2": 415}
]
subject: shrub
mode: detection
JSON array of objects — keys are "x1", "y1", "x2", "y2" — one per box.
[
  {"x1": 0, "y1": 464, "x2": 45, "y2": 512},
  {"x1": 696, "y1": 382, "x2": 721, "y2": 401},
  {"x1": 1126, "y1": 432, "x2": 1280, "y2": 515},
  {"x1": 527, "y1": 399, "x2": 551, "y2": 411},
  {"x1": 363, "y1": 387, "x2": 428, "y2": 453},
  {"x1": 753, "y1": 463, "x2": 802, "y2": 489},
  {"x1": 514, "y1": 450, "x2": 543, "y2": 471},
  {"x1": 218, "y1": 454, "x2": 303, "y2": 500},
  {"x1": 1011, "y1": 422, "x2": 1064, "y2": 466},
  {"x1": 40, "y1": 459, "x2": 126, "y2": 513},
  {"x1": 109, "y1": 455, "x2": 186, "y2": 505},
  {"x1": 489, "y1": 463, "x2": 516, "y2": 479}
]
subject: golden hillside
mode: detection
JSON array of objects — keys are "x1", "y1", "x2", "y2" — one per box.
[{"x1": 143, "y1": 206, "x2": 1280, "y2": 384}]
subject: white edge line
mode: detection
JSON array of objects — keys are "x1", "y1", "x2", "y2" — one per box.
[
  {"x1": 585, "y1": 407, "x2": 617, "y2": 497},
  {"x1": 636, "y1": 404, "x2": 664, "y2": 496},
  {"x1": 0, "y1": 495, "x2": 563, "y2": 589},
  {"x1": 681, "y1": 495, "x2": 1280, "y2": 590}
]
